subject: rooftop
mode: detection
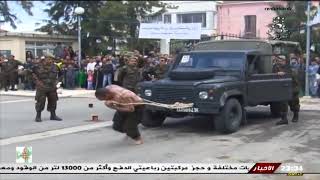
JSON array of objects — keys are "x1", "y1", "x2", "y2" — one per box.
[
  {"x1": 0, "y1": 31, "x2": 77, "y2": 40},
  {"x1": 0, "y1": 28, "x2": 8, "y2": 33},
  {"x1": 217, "y1": 1, "x2": 282, "y2": 6}
]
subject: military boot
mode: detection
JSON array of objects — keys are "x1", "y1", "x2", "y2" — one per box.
[
  {"x1": 35, "y1": 112, "x2": 42, "y2": 122},
  {"x1": 276, "y1": 113, "x2": 288, "y2": 125},
  {"x1": 50, "y1": 111, "x2": 62, "y2": 121},
  {"x1": 292, "y1": 111, "x2": 299, "y2": 122}
]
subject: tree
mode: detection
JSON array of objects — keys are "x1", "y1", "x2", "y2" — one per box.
[
  {"x1": 36, "y1": 1, "x2": 167, "y2": 55},
  {"x1": 124, "y1": 1, "x2": 166, "y2": 50},
  {"x1": 268, "y1": 1, "x2": 320, "y2": 54},
  {"x1": 0, "y1": 0, "x2": 33, "y2": 29}
]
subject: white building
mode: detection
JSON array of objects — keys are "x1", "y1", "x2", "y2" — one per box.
[
  {"x1": 143, "y1": 1, "x2": 221, "y2": 54},
  {"x1": 0, "y1": 31, "x2": 78, "y2": 61}
]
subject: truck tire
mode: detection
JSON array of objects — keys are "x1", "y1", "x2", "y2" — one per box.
[
  {"x1": 141, "y1": 110, "x2": 166, "y2": 128},
  {"x1": 214, "y1": 98, "x2": 243, "y2": 134},
  {"x1": 270, "y1": 102, "x2": 281, "y2": 118}
]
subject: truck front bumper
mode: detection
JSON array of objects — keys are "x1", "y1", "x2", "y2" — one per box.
[{"x1": 144, "y1": 101, "x2": 221, "y2": 115}]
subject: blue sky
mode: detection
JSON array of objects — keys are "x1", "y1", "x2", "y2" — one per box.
[{"x1": 1, "y1": 1, "x2": 49, "y2": 32}]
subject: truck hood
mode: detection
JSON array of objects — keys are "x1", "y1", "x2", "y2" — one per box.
[{"x1": 149, "y1": 76, "x2": 239, "y2": 87}]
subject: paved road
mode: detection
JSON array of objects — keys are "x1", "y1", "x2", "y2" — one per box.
[
  {"x1": 1, "y1": 96, "x2": 320, "y2": 180},
  {"x1": 0, "y1": 96, "x2": 113, "y2": 139}
]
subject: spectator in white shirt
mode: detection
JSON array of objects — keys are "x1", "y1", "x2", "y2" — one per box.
[{"x1": 86, "y1": 58, "x2": 96, "y2": 73}]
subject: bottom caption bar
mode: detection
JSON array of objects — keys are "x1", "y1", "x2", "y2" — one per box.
[{"x1": 0, "y1": 163, "x2": 306, "y2": 175}]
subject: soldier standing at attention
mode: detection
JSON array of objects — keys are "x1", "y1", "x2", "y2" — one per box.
[
  {"x1": 0, "y1": 55, "x2": 23, "y2": 91},
  {"x1": 288, "y1": 53, "x2": 301, "y2": 122},
  {"x1": 153, "y1": 56, "x2": 169, "y2": 80},
  {"x1": 113, "y1": 56, "x2": 143, "y2": 145},
  {"x1": 273, "y1": 55, "x2": 300, "y2": 125},
  {"x1": 32, "y1": 55, "x2": 62, "y2": 122}
]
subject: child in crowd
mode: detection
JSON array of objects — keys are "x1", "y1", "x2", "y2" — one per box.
[{"x1": 87, "y1": 70, "x2": 94, "y2": 90}]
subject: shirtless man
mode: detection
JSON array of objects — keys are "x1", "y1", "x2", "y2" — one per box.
[{"x1": 95, "y1": 85, "x2": 144, "y2": 145}]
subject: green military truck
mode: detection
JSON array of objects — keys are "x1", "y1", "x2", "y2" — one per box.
[{"x1": 138, "y1": 39, "x2": 299, "y2": 134}]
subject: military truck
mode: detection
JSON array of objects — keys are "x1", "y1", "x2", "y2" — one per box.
[{"x1": 138, "y1": 39, "x2": 296, "y2": 134}]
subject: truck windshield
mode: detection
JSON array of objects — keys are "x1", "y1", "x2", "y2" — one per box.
[{"x1": 176, "y1": 52, "x2": 244, "y2": 70}]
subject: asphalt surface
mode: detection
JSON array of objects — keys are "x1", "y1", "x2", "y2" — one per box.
[
  {"x1": 1, "y1": 95, "x2": 320, "y2": 180},
  {"x1": 0, "y1": 96, "x2": 113, "y2": 139}
]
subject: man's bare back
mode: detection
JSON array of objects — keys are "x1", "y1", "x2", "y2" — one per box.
[{"x1": 95, "y1": 85, "x2": 143, "y2": 112}]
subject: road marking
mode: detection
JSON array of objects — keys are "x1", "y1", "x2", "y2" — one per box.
[
  {"x1": 0, "y1": 99, "x2": 34, "y2": 104},
  {"x1": 0, "y1": 121, "x2": 113, "y2": 146}
]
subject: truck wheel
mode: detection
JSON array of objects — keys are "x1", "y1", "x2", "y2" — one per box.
[
  {"x1": 141, "y1": 110, "x2": 166, "y2": 128},
  {"x1": 214, "y1": 98, "x2": 243, "y2": 134},
  {"x1": 270, "y1": 102, "x2": 281, "y2": 118}
]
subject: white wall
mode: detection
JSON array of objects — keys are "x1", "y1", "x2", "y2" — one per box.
[
  {"x1": 164, "y1": 1, "x2": 217, "y2": 13},
  {"x1": 149, "y1": 1, "x2": 219, "y2": 54},
  {"x1": 151, "y1": 1, "x2": 218, "y2": 36}
]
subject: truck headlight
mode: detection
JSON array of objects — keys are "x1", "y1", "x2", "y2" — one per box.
[
  {"x1": 144, "y1": 89, "x2": 152, "y2": 97},
  {"x1": 199, "y1": 91, "x2": 208, "y2": 100}
]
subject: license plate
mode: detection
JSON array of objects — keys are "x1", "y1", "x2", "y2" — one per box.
[{"x1": 176, "y1": 107, "x2": 199, "y2": 113}]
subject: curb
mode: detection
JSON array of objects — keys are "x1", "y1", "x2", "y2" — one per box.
[
  {"x1": 0, "y1": 93, "x2": 95, "y2": 98},
  {"x1": 0, "y1": 93, "x2": 72, "y2": 98}
]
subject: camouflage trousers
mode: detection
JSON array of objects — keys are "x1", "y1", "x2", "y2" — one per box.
[
  {"x1": 35, "y1": 88, "x2": 58, "y2": 112},
  {"x1": 112, "y1": 107, "x2": 142, "y2": 139},
  {"x1": 2, "y1": 72, "x2": 17, "y2": 89},
  {"x1": 280, "y1": 92, "x2": 300, "y2": 113}
]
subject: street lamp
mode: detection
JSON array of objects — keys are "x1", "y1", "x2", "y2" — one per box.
[{"x1": 75, "y1": 6, "x2": 85, "y2": 70}]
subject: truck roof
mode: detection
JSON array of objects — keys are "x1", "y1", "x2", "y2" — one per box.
[
  {"x1": 194, "y1": 39, "x2": 273, "y2": 54},
  {"x1": 188, "y1": 50, "x2": 260, "y2": 54}
]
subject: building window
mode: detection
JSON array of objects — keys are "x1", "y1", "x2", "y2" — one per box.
[
  {"x1": 164, "y1": 14, "x2": 171, "y2": 24},
  {"x1": 25, "y1": 41, "x2": 71, "y2": 58},
  {"x1": 0, "y1": 50, "x2": 11, "y2": 58},
  {"x1": 244, "y1": 15, "x2": 257, "y2": 38},
  {"x1": 144, "y1": 15, "x2": 163, "y2": 23},
  {"x1": 177, "y1": 13, "x2": 206, "y2": 27}
]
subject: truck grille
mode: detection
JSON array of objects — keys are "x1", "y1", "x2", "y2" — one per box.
[{"x1": 153, "y1": 87, "x2": 195, "y2": 103}]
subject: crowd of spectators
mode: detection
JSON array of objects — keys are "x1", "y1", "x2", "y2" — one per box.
[{"x1": 0, "y1": 47, "x2": 176, "y2": 92}]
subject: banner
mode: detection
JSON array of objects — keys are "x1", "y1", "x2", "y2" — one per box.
[
  {"x1": 138, "y1": 23, "x2": 202, "y2": 40},
  {"x1": 0, "y1": 163, "x2": 305, "y2": 175}
]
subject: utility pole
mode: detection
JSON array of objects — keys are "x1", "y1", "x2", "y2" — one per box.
[{"x1": 305, "y1": 1, "x2": 311, "y2": 97}]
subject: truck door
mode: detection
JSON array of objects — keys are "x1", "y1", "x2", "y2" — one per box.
[{"x1": 246, "y1": 54, "x2": 292, "y2": 105}]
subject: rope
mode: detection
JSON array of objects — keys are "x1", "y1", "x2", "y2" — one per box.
[{"x1": 108, "y1": 99, "x2": 194, "y2": 109}]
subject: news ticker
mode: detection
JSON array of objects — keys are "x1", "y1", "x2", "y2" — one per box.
[{"x1": 0, "y1": 163, "x2": 311, "y2": 175}]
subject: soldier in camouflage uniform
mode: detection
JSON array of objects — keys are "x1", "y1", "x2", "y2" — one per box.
[
  {"x1": 113, "y1": 56, "x2": 143, "y2": 144},
  {"x1": 288, "y1": 54, "x2": 301, "y2": 122},
  {"x1": 32, "y1": 55, "x2": 62, "y2": 122},
  {"x1": 142, "y1": 57, "x2": 156, "y2": 81},
  {"x1": 272, "y1": 55, "x2": 300, "y2": 125},
  {"x1": 153, "y1": 57, "x2": 169, "y2": 80},
  {"x1": 0, "y1": 55, "x2": 23, "y2": 91},
  {"x1": 118, "y1": 56, "x2": 142, "y2": 92}
]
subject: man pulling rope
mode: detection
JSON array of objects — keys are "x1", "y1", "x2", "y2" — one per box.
[
  {"x1": 95, "y1": 85, "x2": 194, "y2": 112},
  {"x1": 95, "y1": 85, "x2": 194, "y2": 145}
]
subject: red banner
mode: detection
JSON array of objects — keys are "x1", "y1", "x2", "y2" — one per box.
[{"x1": 248, "y1": 163, "x2": 281, "y2": 174}]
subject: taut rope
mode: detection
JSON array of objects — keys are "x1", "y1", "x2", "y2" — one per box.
[{"x1": 109, "y1": 98, "x2": 194, "y2": 109}]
